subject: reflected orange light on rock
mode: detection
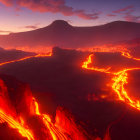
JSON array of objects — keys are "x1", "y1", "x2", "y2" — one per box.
[
  {"x1": 0, "y1": 109, "x2": 34, "y2": 140},
  {"x1": 32, "y1": 97, "x2": 68, "y2": 140}
]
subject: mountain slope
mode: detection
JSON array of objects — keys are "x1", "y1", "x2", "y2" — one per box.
[{"x1": 0, "y1": 20, "x2": 140, "y2": 50}]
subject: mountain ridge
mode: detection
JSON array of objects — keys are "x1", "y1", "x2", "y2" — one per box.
[{"x1": 0, "y1": 20, "x2": 140, "y2": 50}]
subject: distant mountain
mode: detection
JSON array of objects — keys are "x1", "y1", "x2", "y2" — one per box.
[{"x1": 0, "y1": 20, "x2": 140, "y2": 50}]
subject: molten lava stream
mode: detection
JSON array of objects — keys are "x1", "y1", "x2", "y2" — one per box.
[
  {"x1": 112, "y1": 68, "x2": 140, "y2": 110},
  {"x1": 0, "y1": 51, "x2": 52, "y2": 67},
  {"x1": 33, "y1": 98, "x2": 67, "y2": 140},
  {"x1": 1, "y1": 48, "x2": 140, "y2": 139},
  {"x1": 121, "y1": 51, "x2": 140, "y2": 61},
  {"x1": 82, "y1": 51, "x2": 140, "y2": 140},
  {"x1": 82, "y1": 52, "x2": 140, "y2": 111},
  {"x1": 0, "y1": 51, "x2": 56, "y2": 140},
  {"x1": 82, "y1": 54, "x2": 111, "y2": 73},
  {"x1": 0, "y1": 109, "x2": 34, "y2": 140}
]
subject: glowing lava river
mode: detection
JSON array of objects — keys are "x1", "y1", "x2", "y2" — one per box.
[
  {"x1": 0, "y1": 48, "x2": 140, "y2": 140},
  {"x1": 82, "y1": 51, "x2": 140, "y2": 110},
  {"x1": 0, "y1": 52, "x2": 69, "y2": 140},
  {"x1": 0, "y1": 50, "x2": 89, "y2": 140}
]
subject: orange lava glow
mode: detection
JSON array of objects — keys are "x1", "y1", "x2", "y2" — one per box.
[
  {"x1": 5, "y1": 46, "x2": 53, "y2": 54},
  {"x1": 1, "y1": 46, "x2": 140, "y2": 139},
  {"x1": 0, "y1": 51, "x2": 72, "y2": 140},
  {"x1": 112, "y1": 68, "x2": 140, "y2": 110},
  {"x1": 0, "y1": 109, "x2": 34, "y2": 140},
  {"x1": 81, "y1": 49, "x2": 140, "y2": 140},
  {"x1": 0, "y1": 49, "x2": 89, "y2": 140},
  {"x1": 0, "y1": 52, "x2": 52, "y2": 67},
  {"x1": 0, "y1": 81, "x2": 69, "y2": 140},
  {"x1": 32, "y1": 98, "x2": 68, "y2": 140},
  {"x1": 0, "y1": 50, "x2": 66, "y2": 140},
  {"x1": 0, "y1": 79, "x2": 69, "y2": 140},
  {"x1": 82, "y1": 54, "x2": 111, "y2": 73},
  {"x1": 121, "y1": 51, "x2": 140, "y2": 61},
  {"x1": 82, "y1": 49, "x2": 140, "y2": 111},
  {"x1": 0, "y1": 93, "x2": 69, "y2": 140}
]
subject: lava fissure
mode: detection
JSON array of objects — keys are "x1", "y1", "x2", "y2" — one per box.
[
  {"x1": 0, "y1": 52, "x2": 52, "y2": 67},
  {"x1": 82, "y1": 50, "x2": 140, "y2": 111}
]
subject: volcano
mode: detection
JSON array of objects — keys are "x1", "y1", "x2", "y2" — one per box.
[{"x1": 0, "y1": 20, "x2": 140, "y2": 51}]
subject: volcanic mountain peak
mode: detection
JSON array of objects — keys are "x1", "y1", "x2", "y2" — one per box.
[
  {"x1": 49, "y1": 20, "x2": 72, "y2": 28},
  {"x1": 0, "y1": 20, "x2": 140, "y2": 50}
]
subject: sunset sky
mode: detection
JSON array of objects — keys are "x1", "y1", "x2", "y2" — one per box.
[{"x1": 0, "y1": 0, "x2": 140, "y2": 34}]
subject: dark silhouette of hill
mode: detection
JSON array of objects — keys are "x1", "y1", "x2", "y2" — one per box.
[
  {"x1": 0, "y1": 20, "x2": 140, "y2": 50},
  {"x1": 0, "y1": 47, "x2": 35, "y2": 63}
]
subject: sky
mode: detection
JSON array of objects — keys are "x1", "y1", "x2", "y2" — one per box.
[{"x1": 0, "y1": 0, "x2": 140, "y2": 34}]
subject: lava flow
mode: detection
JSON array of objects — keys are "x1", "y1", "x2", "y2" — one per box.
[
  {"x1": 81, "y1": 50, "x2": 140, "y2": 140},
  {"x1": 0, "y1": 52, "x2": 52, "y2": 66},
  {"x1": 0, "y1": 51, "x2": 67, "y2": 140},
  {"x1": 32, "y1": 98, "x2": 68, "y2": 140},
  {"x1": 0, "y1": 109, "x2": 34, "y2": 140},
  {"x1": 1, "y1": 47, "x2": 140, "y2": 140},
  {"x1": 82, "y1": 50, "x2": 140, "y2": 111},
  {"x1": 82, "y1": 54, "x2": 111, "y2": 73},
  {"x1": 0, "y1": 77, "x2": 68, "y2": 140},
  {"x1": 121, "y1": 51, "x2": 140, "y2": 61},
  {"x1": 0, "y1": 51, "x2": 89, "y2": 140}
]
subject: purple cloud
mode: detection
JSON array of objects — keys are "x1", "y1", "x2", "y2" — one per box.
[
  {"x1": 113, "y1": 5, "x2": 134, "y2": 13},
  {"x1": 112, "y1": 5, "x2": 140, "y2": 23},
  {"x1": 24, "y1": 23, "x2": 40, "y2": 30},
  {"x1": 0, "y1": 0, "x2": 101, "y2": 20},
  {"x1": 124, "y1": 14, "x2": 140, "y2": 23}
]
